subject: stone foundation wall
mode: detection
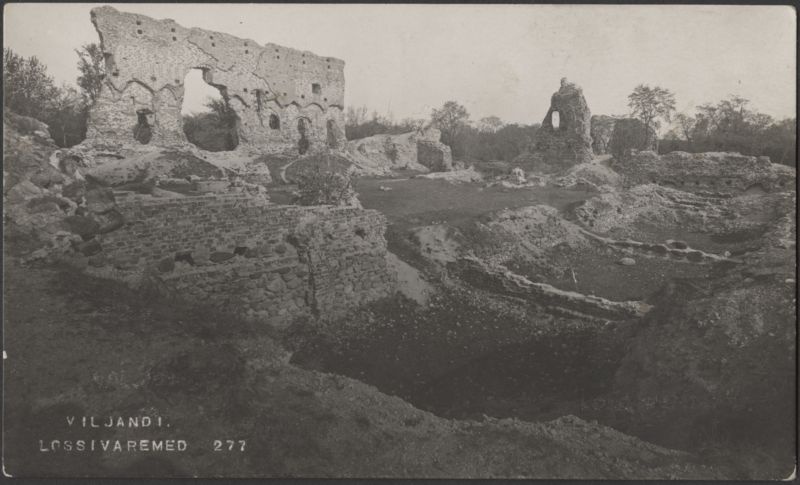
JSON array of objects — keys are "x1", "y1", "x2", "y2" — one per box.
[
  {"x1": 611, "y1": 151, "x2": 796, "y2": 194},
  {"x1": 93, "y1": 194, "x2": 395, "y2": 325}
]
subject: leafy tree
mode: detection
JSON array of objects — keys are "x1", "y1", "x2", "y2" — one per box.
[
  {"x1": 609, "y1": 118, "x2": 654, "y2": 160},
  {"x1": 75, "y1": 43, "x2": 105, "y2": 106},
  {"x1": 760, "y1": 118, "x2": 796, "y2": 167},
  {"x1": 47, "y1": 85, "x2": 86, "y2": 147},
  {"x1": 398, "y1": 117, "x2": 426, "y2": 132},
  {"x1": 456, "y1": 122, "x2": 539, "y2": 164},
  {"x1": 346, "y1": 105, "x2": 369, "y2": 127},
  {"x1": 431, "y1": 101, "x2": 470, "y2": 153},
  {"x1": 3, "y1": 48, "x2": 60, "y2": 121},
  {"x1": 183, "y1": 97, "x2": 239, "y2": 151},
  {"x1": 628, "y1": 84, "x2": 676, "y2": 148},
  {"x1": 477, "y1": 116, "x2": 504, "y2": 133},
  {"x1": 661, "y1": 96, "x2": 795, "y2": 167},
  {"x1": 344, "y1": 107, "x2": 412, "y2": 140}
]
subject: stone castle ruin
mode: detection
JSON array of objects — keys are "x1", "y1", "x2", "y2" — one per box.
[
  {"x1": 88, "y1": 6, "x2": 345, "y2": 153},
  {"x1": 7, "y1": 7, "x2": 401, "y2": 325},
  {"x1": 523, "y1": 78, "x2": 593, "y2": 173}
]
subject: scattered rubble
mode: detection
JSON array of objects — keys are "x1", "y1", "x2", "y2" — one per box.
[
  {"x1": 415, "y1": 167, "x2": 482, "y2": 183},
  {"x1": 345, "y1": 128, "x2": 453, "y2": 175},
  {"x1": 611, "y1": 150, "x2": 795, "y2": 194}
]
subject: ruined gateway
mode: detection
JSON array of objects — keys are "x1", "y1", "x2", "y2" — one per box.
[{"x1": 88, "y1": 6, "x2": 346, "y2": 152}]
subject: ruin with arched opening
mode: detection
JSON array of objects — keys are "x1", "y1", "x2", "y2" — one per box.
[{"x1": 85, "y1": 6, "x2": 346, "y2": 153}]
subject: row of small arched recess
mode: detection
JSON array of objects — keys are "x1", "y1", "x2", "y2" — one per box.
[{"x1": 133, "y1": 109, "x2": 338, "y2": 154}]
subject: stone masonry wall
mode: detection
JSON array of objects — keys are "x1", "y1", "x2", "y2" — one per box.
[
  {"x1": 93, "y1": 194, "x2": 395, "y2": 325},
  {"x1": 524, "y1": 78, "x2": 593, "y2": 174},
  {"x1": 417, "y1": 140, "x2": 453, "y2": 172},
  {"x1": 611, "y1": 151, "x2": 796, "y2": 194},
  {"x1": 87, "y1": 6, "x2": 346, "y2": 153}
]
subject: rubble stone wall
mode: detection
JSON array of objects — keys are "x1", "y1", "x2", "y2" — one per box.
[
  {"x1": 87, "y1": 6, "x2": 346, "y2": 153},
  {"x1": 611, "y1": 151, "x2": 796, "y2": 194},
  {"x1": 94, "y1": 194, "x2": 395, "y2": 324},
  {"x1": 417, "y1": 140, "x2": 453, "y2": 172},
  {"x1": 524, "y1": 78, "x2": 594, "y2": 173}
]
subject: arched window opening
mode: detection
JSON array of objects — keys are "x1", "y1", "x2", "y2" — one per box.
[
  {"x1": 133, "y1": 109, "x2": 153, "y2": 144},
  {"x1": 551, "y1": 110, "x2": 560, "y2": 129},
  {"x1": 269, "y1": 114, "x2": 280, "y2": 130},
  {"x1": 181, "y1": 68, "x2": 238, "y2": 151}
]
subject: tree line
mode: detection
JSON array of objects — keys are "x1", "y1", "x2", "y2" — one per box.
[
  {"x1": 663, "y1": 95, "x2": 795, "y2": 166},
  {"x1": 347, "y1": 85, "x2": 795, "y2": 167},
  {"x1": 3, "y1": 46, "x2": 795, "y2": 166},
  {"x1": 3, "y1": 46, "x2": 103, "y2": 147},
  {"x1": 3, "y1": 45, "x2": 239, "y2": 151},
  {"x1": 345, "y1": 102, "x2": 540, "y2": 164}
]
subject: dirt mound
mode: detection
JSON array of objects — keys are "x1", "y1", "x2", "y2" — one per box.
[
  {"x1": 611, "y1": 273, "x2": 796, "y2": 477},
  {"x1": 470, "y1": 205, "x2": 590, "y2": 267},
  {"x1": 553, "y1": 156, "x2": 622, "y2": 191},
  {"x1": 574, "y1": 184, "x2": 795, "y2": 252},
  {"x1": 575, "y1": 184, "x2": 721, "y2": 234},
  {"x1": 3, "y1": 260, "x2": 724, "y2": 478}
]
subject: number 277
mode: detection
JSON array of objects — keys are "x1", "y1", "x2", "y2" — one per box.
[{"x1": 213, "y1": 440, "x2": 246, "y2": 451}]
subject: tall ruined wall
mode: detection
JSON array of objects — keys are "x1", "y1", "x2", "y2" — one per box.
[
  {"x1": 92, "y1": 194, "x2": 395, "y2": 325},
  {"x1": 523, "y1": 78, "x2": 593, "y2": 174},
  {"x1": 87, "y1": 6, "x2": 346, "y2": 153}
]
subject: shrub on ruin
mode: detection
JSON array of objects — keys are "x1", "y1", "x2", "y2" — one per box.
[{"x1": 295, "y1": 166, "x2": 357, "y2": 206}]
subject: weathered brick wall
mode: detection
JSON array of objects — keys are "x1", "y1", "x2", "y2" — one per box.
[
  {"x1": 87, "y1": 6, "x2": 346, "y2": 153},
  {"x1": 94, "y1": 194, "x2": 395, "y2": 325}
]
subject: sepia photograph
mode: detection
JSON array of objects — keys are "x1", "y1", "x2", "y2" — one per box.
[{"x1": 2, "y1": 2, "x2": 797, "y2": 479}]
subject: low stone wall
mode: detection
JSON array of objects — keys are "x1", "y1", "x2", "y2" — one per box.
[
  {"x1": 453, "y1": 256, "x2": 650, "y2": 321},
  {"x1": 611, "y1": 151, "x2": 796, "y2": 194},
  {"x1": 93, "y1": 193, "x2": 396, "y2": 325}
]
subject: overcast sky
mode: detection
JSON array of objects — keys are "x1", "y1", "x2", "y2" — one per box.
[{"x1": 4, "y1": 3, "x2": 796, "y2": 124}]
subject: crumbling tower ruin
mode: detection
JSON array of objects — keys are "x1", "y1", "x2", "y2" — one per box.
[
  {"x1": 87, "y1": 6, "x2": 346, "y2": 153},
  {"x1": 526, "y1": 78, "x2": 593, "y2": 173}
]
